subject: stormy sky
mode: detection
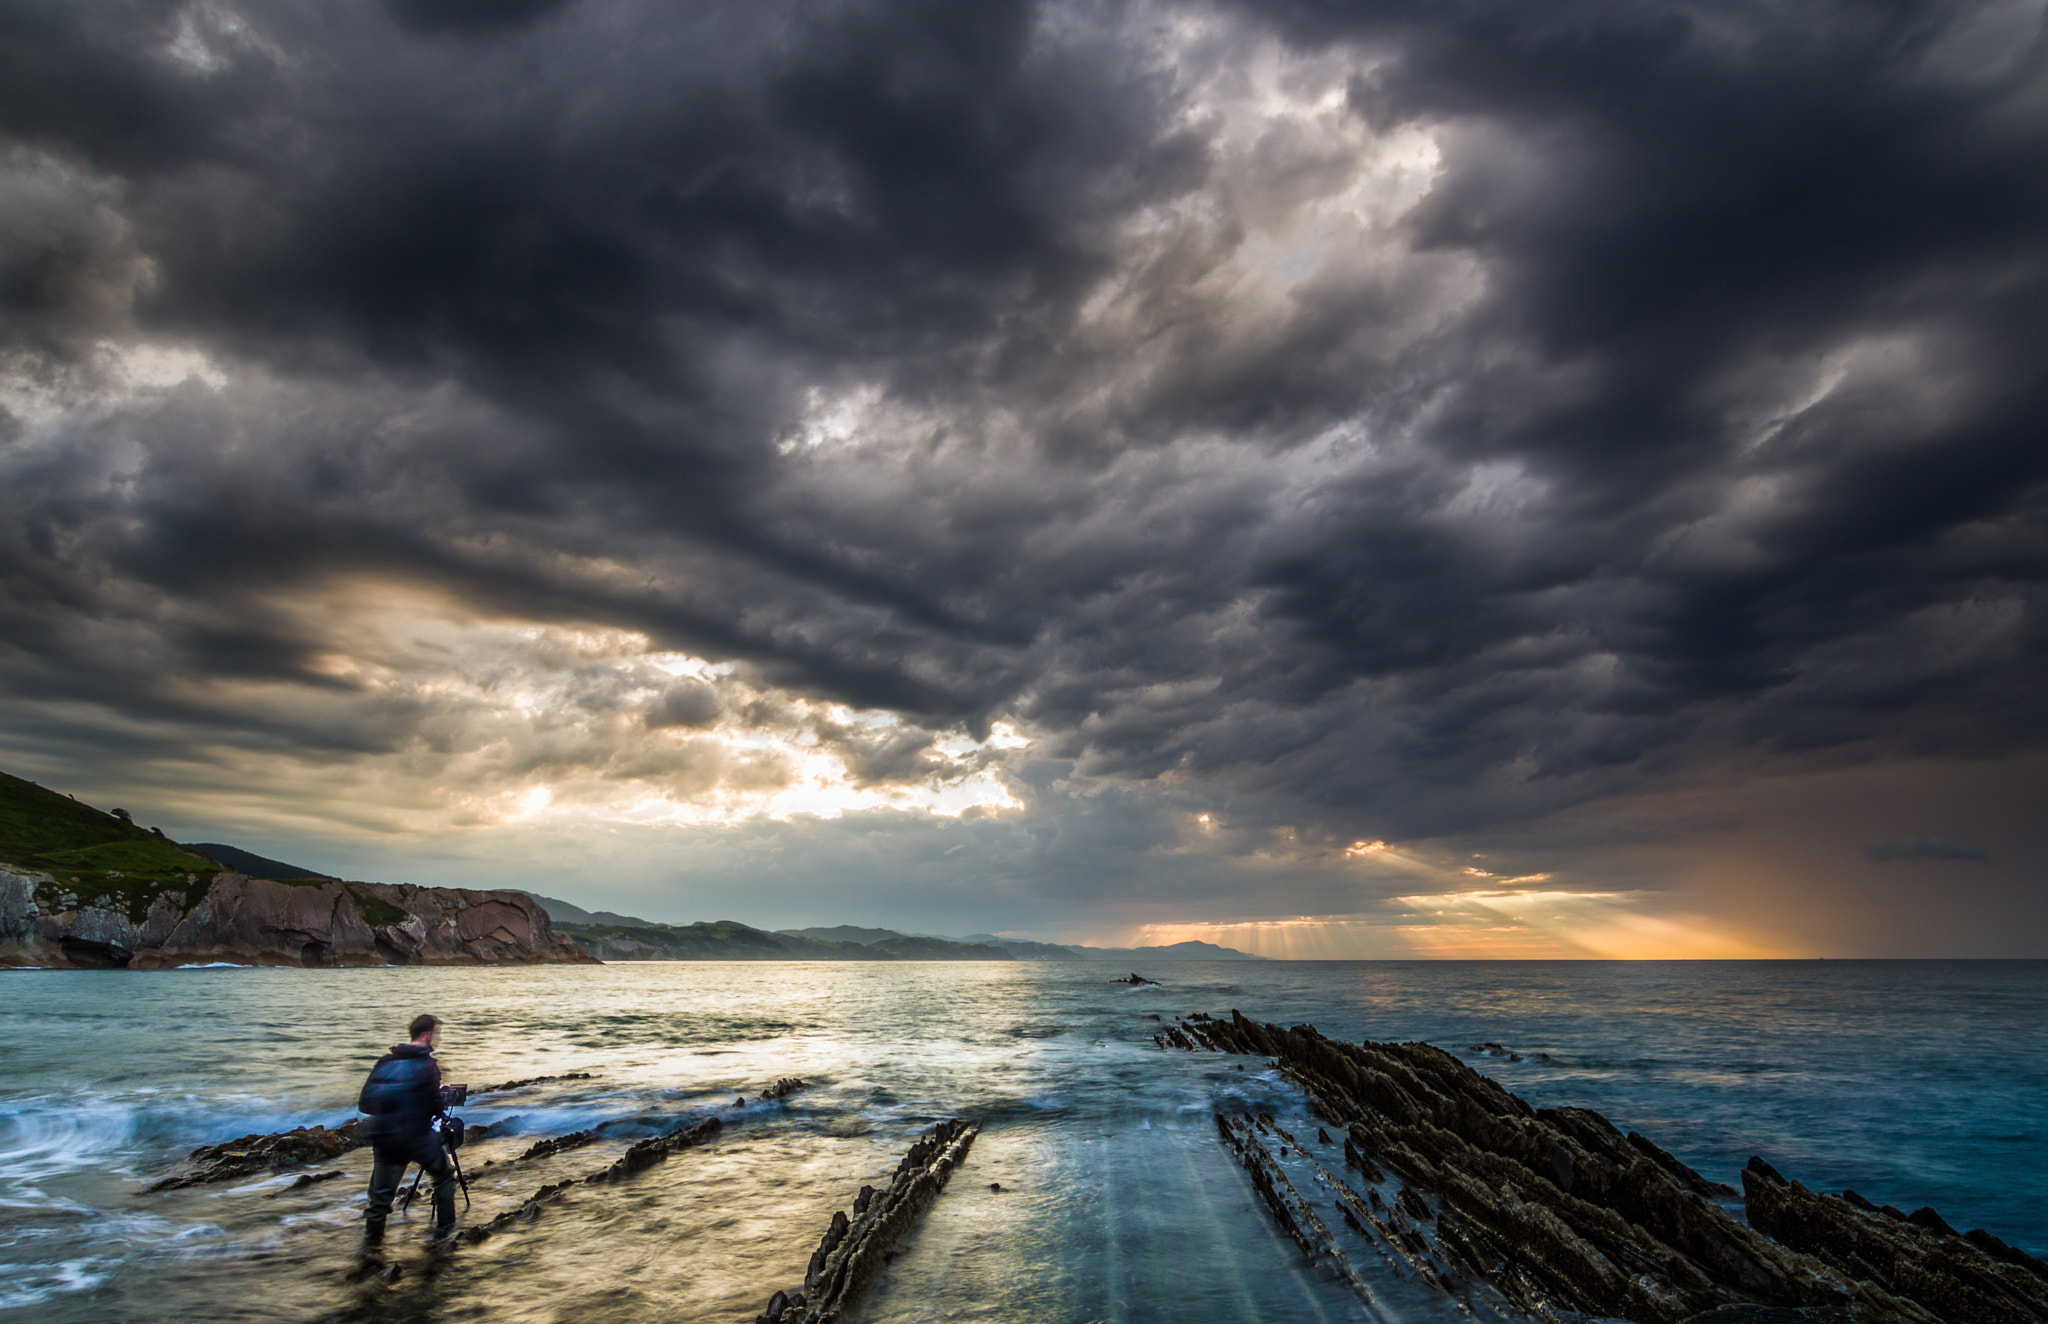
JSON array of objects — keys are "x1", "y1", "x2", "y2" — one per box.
[{"x1": 3, "y1": 0, "x2": 2045, "y2": 956}]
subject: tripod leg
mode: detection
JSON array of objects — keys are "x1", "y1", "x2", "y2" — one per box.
[
  {"x1": 448, "y1": 1146, "x2": 470, "y2": 1209},
  {"x1": 397, "y1": 1163, "x2": 424, "y2": 1214}
]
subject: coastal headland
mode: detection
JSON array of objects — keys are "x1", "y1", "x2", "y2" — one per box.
[
  {"x1": 0, "y1": 770, "x2": 586, "y2": 969},
  {"x1": 0, "y1": 769, "x2": 1266, "y2": 968}
]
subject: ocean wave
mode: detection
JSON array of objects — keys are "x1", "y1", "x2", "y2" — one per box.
[{"x1": 0, "y1": 1258, "x2": 103, "y2": 1310}]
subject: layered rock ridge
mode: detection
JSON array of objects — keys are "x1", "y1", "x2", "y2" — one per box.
[
  {"x1": 2, "y1": 867, "x2": 593, "y2": 968},
  {"x1": 755, "y1": 1117, "x2": 982, "y2": 1324},
  {"x1": 1166, "y1": 1011, "x2": 2047, "y2": 1324}
]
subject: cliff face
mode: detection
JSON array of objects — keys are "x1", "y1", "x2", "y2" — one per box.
[{"x1": 0, "y1": 866, "x2": 594, "y2": 968}]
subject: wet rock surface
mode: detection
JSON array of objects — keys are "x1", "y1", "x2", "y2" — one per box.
[
  {"x1": 265, "y1": 1170, "x2": 347, "y2": 1198},
  {"x1": 1744, "y1": 1158, "x2": 2048, "y2": 1323},
  {"x1": 1169, "y1": 1010, "x2": 2043, "y2": 1324},
  {"x1": 146, "y1": 1120, "x2": 367, "y2": 1192},
  {"x1": 756, "y1": 1117, "x2": 982, "y2": 1324},
  {"x1": 449, "y1": 1116, "x2": 725, "y2": 1249},
  {"x1": 472, "y1": 1072, "x2": 596, "y2": 1094},
  {"x1": 146, "y1": 1117, "x2": 503, "y2": 1191}
]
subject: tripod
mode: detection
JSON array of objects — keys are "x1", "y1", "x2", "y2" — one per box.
[{"x1": 397, "y1": 1137, "x2": 471, "y2": 1216}]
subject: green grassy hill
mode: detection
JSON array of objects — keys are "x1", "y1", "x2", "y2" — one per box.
[{"x1": 0, "y1": 771, "x2": 217, "y2": 921}]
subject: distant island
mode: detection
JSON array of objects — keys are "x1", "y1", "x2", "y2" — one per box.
[
  {"x1": 521, "y1": 895, "x2": 1267, "y2": 962},
  {"x1": 0, "y1": 768, "x2": 1266, "y2": 967}
]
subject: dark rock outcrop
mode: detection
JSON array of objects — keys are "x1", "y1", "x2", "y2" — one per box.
[
  {"x1": 451, "y1": 1116, "x2": 723, "y2": 1248},
  {"x1": 1743, "y1": 1159, "x2": 2048, "y2": 1323},
  {"x1": 756, "y1": 1117, "x2": 982, "y2": 1324},
  {"x1": 473, "y1": 1072, "x2": 596, "y2": 1094},
  {"x1": 146, "y1": 1120, "x2": 366, "y2": 1191},
  {"x1": 2, "y1": 866, "x2": 594, "y2": 967},
  {"x1": 1167, "y1": 1011, "x2": 2039, "y2": 1324},
  {"x1": 145, "y1": 1116, "x2": 506, "y2": 1191}
]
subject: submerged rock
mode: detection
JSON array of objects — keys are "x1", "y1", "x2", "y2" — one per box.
[
  {"x1": 453, "y1": 1116, "x2": 724, "y2": 1248},
  {"x1": 760, "y1": 1077, "x2": 810, "y2": 1101},
  {"x1": 147, "y1": 1116, "x2": 502, "y2": 1191},
  {"x1": 755, "y1": 1117, "x2": 982, "y2": 1324},
  {"x1": 147, "y1": 1120, "x2": 365, "y2": 1191},
  {"x1": 473, "y1": 1072, "x2": 596, "y2": 1094}
]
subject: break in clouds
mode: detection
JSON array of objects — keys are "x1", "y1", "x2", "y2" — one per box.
[{"x1": 2, "y1": 0, "x2": 2045, "y2": 945}]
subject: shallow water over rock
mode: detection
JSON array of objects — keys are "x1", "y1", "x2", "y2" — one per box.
[{"x1": 0, "y1": 960, "x2": 2042, "y2": 1321}]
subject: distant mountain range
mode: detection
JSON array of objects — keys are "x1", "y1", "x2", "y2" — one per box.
[{"x1": 523, "y1": 898, "x2": 1265, "y2": 962}]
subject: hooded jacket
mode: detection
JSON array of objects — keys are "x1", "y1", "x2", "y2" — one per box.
[{"x1": 357, "y1": 1042, "x2": 443, "y2": 1147}]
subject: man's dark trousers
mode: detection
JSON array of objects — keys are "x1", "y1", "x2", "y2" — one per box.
[{"x1": 363, "y1": 1134, "x2": 455, "y2": 1237}]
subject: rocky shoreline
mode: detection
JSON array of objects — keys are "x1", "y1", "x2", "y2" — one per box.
[
  {"x1": 1164, "y1": 1011, "x2": 2048, "y2": 1323},
  {"x1": 0, "y1": 866, "x2": 593, "y2": 968},
  {"x1": 103, "y1": 1006, "x2": 2045, "y2": 1324}
]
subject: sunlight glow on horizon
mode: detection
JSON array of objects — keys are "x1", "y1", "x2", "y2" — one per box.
[{"x1": 1122, "y1": 883, "x2": 1800, "y2": 960}]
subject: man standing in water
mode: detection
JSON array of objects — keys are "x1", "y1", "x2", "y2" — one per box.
[{"x1": 357, "y1": 1013, "x2": 457, "y2": 1246}]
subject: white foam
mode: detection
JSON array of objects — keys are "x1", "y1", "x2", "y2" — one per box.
[{"x1": 0, "y1": 1259, "x2": 104, "y2": 1309}]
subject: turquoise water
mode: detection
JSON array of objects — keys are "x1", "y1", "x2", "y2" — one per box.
[{"x1": 0, "y1": 960, "x2": 2041, "y2": 1321}]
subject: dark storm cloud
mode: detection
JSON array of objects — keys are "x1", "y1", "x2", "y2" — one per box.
[
  {"x1": 2, "y1": 0, "x2": 2045, "y2": 870},
  {"x1": 1867, "y1": 835, "x2": 1991, "y2": 863}
]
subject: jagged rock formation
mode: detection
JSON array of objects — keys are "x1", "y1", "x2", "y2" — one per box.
[
  {"x1": 2, "y1": 866, "x2": 594, "y2": 968},
  {"x1": 145, "y1": 1117, "x2": 508, "y2": 1192},
  {"x1": 1168, "y1": 1011, "x2": 2046, "y2": 1324},
  {"x1": 1744, "y1": 1158, "x2": 2048, "y2": 1323},
  {"x1": 756, "y1": 1117, "x2": 982, "y2": 1324},
  {"x1": 146, "y1": 1120, "x2": 367, "y2": 1191},
  {"x1": 473, "y1": 1072, "x2": 596, "y2": 1094},
  {"x1": 514, "y1": 1128, "x2": 605, "y2": 1164},
  {"x1": 450, "y1": 1116, "x2": 724, "y2": 1248}
]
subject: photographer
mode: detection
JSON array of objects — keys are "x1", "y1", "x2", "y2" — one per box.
[{"x1": 356, "y1": 1013, "x2": 459, "y2": 1245}]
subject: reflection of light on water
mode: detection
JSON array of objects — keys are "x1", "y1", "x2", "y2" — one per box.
[{"x1": 1, "y1": 961, "x2": 2043, "y2": 1319}]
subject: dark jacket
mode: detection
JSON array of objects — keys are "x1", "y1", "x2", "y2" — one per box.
[{"x1": 357, "y1": 1043, "x2": 443, "y2": 1147}]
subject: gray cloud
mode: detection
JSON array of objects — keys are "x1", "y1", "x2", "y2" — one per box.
[
  {"x1": 1, "y1": 0, "x2": 2045, "y2": 935},
  {"x1": 1867, "y1": 835, "x2": 1991, "y2": 864}
]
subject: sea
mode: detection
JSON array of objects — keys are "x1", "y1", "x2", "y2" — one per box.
[{"x1": 0, "y1": 959, "x2": 2041, "y2": 1323}]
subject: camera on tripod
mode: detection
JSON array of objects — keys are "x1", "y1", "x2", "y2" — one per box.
[
  {"x1": 435, "y1": 1083, "x2": 469, "y2": 1150},
  {"x1": 398, "y1": 1082, "x2": 474, "y2": 1217}
]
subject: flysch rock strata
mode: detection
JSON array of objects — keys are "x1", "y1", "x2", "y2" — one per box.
[
  {"x1": 448, "y1": 1115, "x2": 724, "y2": 1249},
  {"x1": 147, "y1": 1120, "x2": 367, "y2": 1192},
  {"x1": 1, "y1": 866, "x2": 595, "y2": 968},
  {"x1": 756, "y1": 1117, "x2": 982, "y2": 1324},
  {"x1": 1744, "y1": 1158, "x2": 2048, "y2": 1324},
  {"x1": 332, "y1": 1116, "x2": 727, "y2": 1312},
  {"x1": 1167, "y1": 1011, "x2": 2048, "y2": 1324},
  {"x1": 144, "y1": 1118, "x2": 510, "y2": 1192},
  {"x1": 472, "y1": 1072, "x2": 596, "y2": 1094}
]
